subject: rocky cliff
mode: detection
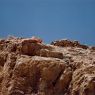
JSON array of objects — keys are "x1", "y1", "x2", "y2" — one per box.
[{"x1": 0, "y1": 37, "x2": 95, "y2": 95}]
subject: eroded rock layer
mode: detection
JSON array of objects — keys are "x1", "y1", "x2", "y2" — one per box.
[{"x1": 0, "y1": 37, "x2": 95, "y2": 95}]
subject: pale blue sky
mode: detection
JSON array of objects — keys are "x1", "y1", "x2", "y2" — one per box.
[{"x1": 0, "y1": 0, "x2": 95, "y2": 45}]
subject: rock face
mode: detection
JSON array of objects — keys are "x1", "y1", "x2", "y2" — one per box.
[
  {"x1": 0, "y1": 37, "x2": 95, "y2": 95},
  {"x1": 51, "y1": 39, "x2": 88, "y2": 49}
]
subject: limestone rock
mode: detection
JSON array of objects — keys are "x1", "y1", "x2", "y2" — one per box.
[
  {"x1": 51, "y1": 39, "x2": 88, "y2": 49},
  {"x1": 0, "y1": 37, "x2": 95, "y2": 95}
]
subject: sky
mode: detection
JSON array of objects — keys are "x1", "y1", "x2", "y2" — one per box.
[{"x1": 0, "y1": 0, "x2": 95, "y2": 45}]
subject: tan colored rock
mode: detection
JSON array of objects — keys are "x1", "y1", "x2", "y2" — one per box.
[
  {"x1": 91, "y1": 46, "x2": 95, "y2": 50},
  {"x1": 1, "y1": 55, "x2": 72, "y2": 95},
  {"x1": 0, "y1": 37, "x2": 95, "y2": 95},
  {"x1": 51, "y1": 39, "x2": 88, "y2": 49},
  {"x1": 71, "y1": 63, "x2": 95, "y2": 95},
  {"x1": 38, "y1": 49, "x2": 63, "y2": 59}
]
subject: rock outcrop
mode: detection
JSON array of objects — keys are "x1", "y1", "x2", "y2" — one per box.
[
  {"x1": 51, "y1": 39, "x2": 88, "y2": 49},
  {"x1": 0, "y1": 37, "x2": 95, "y2": 95}
]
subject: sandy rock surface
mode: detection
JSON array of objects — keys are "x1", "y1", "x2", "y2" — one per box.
[{"x1": 0, "y1": 37, "x2": 95, "y2": 95}]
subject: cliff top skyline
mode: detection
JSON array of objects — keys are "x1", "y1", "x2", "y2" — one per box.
[{"x1": 0, "y1": 0, "x2": 95, "y2": 45}]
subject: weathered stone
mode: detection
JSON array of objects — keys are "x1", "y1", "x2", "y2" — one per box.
[
  {"x1": 0, "y1": 37, "x2": 95, "y2": 95},
  {"x1": 38, "y1": 49, "x2": 63, "y2": 59},
  {"x1": 51, "y1": 39, "x2": 88, "y2": 49}
]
